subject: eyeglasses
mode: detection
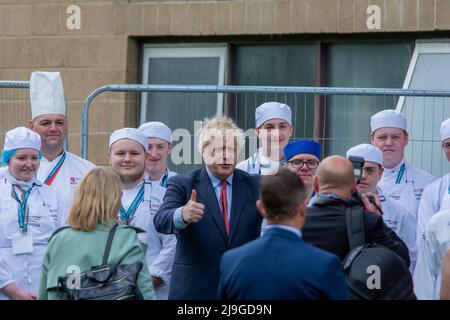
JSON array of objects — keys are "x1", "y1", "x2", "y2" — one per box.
[{"x1": 287, "y1": 159, "x2": 319, "y2": 169}]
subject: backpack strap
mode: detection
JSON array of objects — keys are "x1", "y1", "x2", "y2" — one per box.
[
  {"x1": 48, "y1": 226, "x2": 70, "y2": 243},
  {"x1": 123, "y1": 225, "x2": 146, "y2": 234},
  {"x1": 345, "y1": 205, "x2": 366, "y2": 249},
  {"x1": 102, "y1": 222, "x2": 119, "y2": 265}
]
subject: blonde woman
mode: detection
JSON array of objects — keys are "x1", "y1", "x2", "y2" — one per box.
[{"x1": 38, "y1": 168, "x2": 155, "y2": 300}]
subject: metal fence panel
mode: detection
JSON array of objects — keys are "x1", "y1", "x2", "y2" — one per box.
[
  {"x1": 81, "y1": 85, "x2": 450, "y2": 177},
  {"x1": 0, "y1": 81, "x2": 31, "y2": 149}
]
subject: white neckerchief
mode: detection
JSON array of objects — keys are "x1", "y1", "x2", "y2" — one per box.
[
  {"x1": 5, "y1": 170, "x2": 38, "y2": 189},
  {"x1": 259, "y1": 152, "x2": 281, "y2": 166},
  {"x1": 259, "y1": 153, "x2": 280, "y2": 175}
]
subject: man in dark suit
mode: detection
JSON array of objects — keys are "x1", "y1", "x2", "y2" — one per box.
[
  {"x1": 218, "y1": 168, "x2": 349, "y2": 300},
  {"x1": 154, "y1": 117, "x2": 262, "y2": 300},
  {"x1": 302, "y1": 155, "x2": 410, "y2": 264}
]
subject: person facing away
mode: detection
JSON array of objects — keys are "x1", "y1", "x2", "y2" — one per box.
[
  {"x1": 302, "y1": 155, "x2": 410, "y2": 265},
  {"x1": 27, "y1": 71, "x2": 95, "y2": 224},
  {"x1": 137, "y1": 121, "x2": 177, "y2": 188},
  {"x1": 108, "y1": 128, "x2": 176, "y2": 300},
  {"x1": 417, "y1": 118, "x2": 450, "y2": 242},
  {"x1": 38, "y1": 167, "x2": 155, "y2": 300},
  {"x1": 0, "y1": 127, "x2": 64, "y2": 300},
  {"x1": 236, "y1": 101, "x2": 293, "y2": 175},
  {"x1": 154, "y1": 116, "x2": 262, "y2": 300},
  {"x1": 218, "y1": 168, "x2": 349, "y2": 300},
  {"x1": 283, "y1": 139, "x2": 321, "y2": 206},
  {"x1": 346, "y1": 143, "x2": 417, "y2": 271},
  {"x1": 370, "y1": 109, "x2": 434, "y2": 240}
]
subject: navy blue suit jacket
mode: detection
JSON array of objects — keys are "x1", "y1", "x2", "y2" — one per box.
[
  {"x1": 218, "y1": 227, "x2": 350, "y2": 300},
  {"x1": 154, "y1": 166, "x2": 262, "y2": 300}
]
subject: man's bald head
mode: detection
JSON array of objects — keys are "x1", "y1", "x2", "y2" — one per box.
[{"x1": 315, "y1": 155, "x2": 355, "y2": 196}]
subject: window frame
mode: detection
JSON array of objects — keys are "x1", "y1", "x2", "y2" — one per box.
[
  {"x1": 396, "y1": 40, "x2": 450, "y2": 111},
  {"x1": 140, "y1": 44, "x2": 227, "y2": 125}
]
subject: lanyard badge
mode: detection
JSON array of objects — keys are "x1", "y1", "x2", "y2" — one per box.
[
  {"x1": 44, "y1": 152, "x2": 66, "y2": 186},
  {"x1": 161, "y1": 172, "x2": 169, "y2": 188},
  {"x1": 119, "y1": 184, "x2": 145, "y2": 225},
  {"x1": 12, "y1": 185, "x2": 34, "y2": 233},
  {"x1": 395, "y1": 163, "x2": 405, "y2": 184},
  {"x1": 11, "y1": 185, "x2": 35, "y2": 255}
]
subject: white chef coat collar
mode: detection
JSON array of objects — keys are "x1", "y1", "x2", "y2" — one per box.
[
  {"x1": 123, "y1": 179, "x2": 144, "y2": 191},
  {"x1": 152, "y1": 168, "x2": 169, "y2": 183},
  {"x1": 41, "y1": 150, "x2": 65, "y2": 164},
  {"x1": 386, "y1": 158, "x2": 406, "y2": 174},
  {"x1": 259, "y1": 153, "x2": 271, "y2": 167},
  {"x1": 259, "y1": 150, "x2": 280, "y2": 168},
  {"x1": 376, "y1": 186, "x2": 383, "y2": 196}
]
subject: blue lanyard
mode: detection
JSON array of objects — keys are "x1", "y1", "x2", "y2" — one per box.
[
  {"x1": 11, "y1": 185, "x2": 34, "y2": 232},
  {"x1": 395, "y1": 163, "x2": 405, "y2": 184},
  {"x1": 44, "y1": 152, "x2": 66, "y2": 185},
  {"x1": 161, "y1": 172, "x2": 169, "y2": 188},
  {"x1": 448, "y1": 177, "x2": 450, "y2": 194},
  {"x1": 119, "y1": 184, "x2": 144, "y2": 225},
  {"x1": 250, "y1": 151, "x2": 263, "y2": 175}
]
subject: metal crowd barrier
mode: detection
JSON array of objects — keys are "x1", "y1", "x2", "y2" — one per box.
[{"x1": 81, "y1": 84, "x2": 450, "y2": 176}]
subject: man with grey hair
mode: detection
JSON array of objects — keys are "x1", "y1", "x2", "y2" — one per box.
[{"x1": 154, "y1": 116, "x2": 262, "y2": 300}]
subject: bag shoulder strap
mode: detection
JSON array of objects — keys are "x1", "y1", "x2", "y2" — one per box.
[
  {"x1": 102, "y1": 222, "x2": 119, "y2": 265},
  {"x1": 48, "y1": 226, "x2": 70, "y2": 243},
  {"x1": 345, "y1": 205, "x2": 366, "y2": 249}
]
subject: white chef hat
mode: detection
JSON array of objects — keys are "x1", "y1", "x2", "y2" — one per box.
[
  {"x1": 440, "y1": 118, "x2": 450, "y2": 142},
  {"x1": 4, "y1": 127, "x2": 41, "y2": 152},
  {"x1": 370, "y1": 109, "x2": 407, "y2": 134},
  {"x1": 255, "y1": 102, "x2": 292, "y2": 128},
  {"x1": 2, "y1": 127, "x2": 42, "y2": 165},
  {"x1": 30, "y1": 71, "x2": 67, "y2": 119},
  {"x1": 346, "y1": 143, "x2": 383, "y2": 167},
  {"x1": 137, "y1": 121, "x2": 172, "y2": 144},
  {"x1": 109, "y1": 128, "x2": 148, "y2": 151}
]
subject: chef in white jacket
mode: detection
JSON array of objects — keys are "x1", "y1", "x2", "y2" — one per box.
[
  {"x1": 413, "y1": 208, "x2": 450, "y2": 300},
  {"x1": 0, "y1": 127, "x2": 64, "y2": 300},
  {"x1": 370, "y1": 109, "x2": 435, "y2": 227},
  {"x1": 346, "y1": 143, "x2": 417, "y2": 270},
  {"x1": 417, "y1": 118, "x2": 450, "y2": 242},
  {"x1": 27, "y1": 72, "x2": 95, "y2": 224},
  {"x1": 236, "y1": 102, "x2": 293, "y2": 175},
  {"x1": 137, "y1": 121, "x2": 177, "y2": 187},
  {"x1": 109, "y1": 128, "x2": 176, "y2": 300}
]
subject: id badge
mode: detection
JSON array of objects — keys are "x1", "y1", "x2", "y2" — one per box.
[{"x1": 12, "y1": 234, "x2": 34, "y2": 255}]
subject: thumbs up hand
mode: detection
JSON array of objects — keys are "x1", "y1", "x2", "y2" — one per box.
[{"x1": 181, "y1": 189, "x2": 205, "y2": 224}]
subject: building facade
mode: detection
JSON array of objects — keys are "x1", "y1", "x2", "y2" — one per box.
[{"x1": 1, "y1": 0, "x2": 450, "y2": 169}]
